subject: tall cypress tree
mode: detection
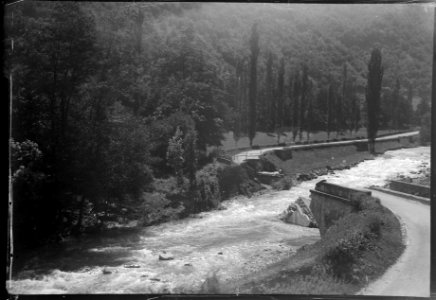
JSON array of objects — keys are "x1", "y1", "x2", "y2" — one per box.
[
  {"x1": 299, "y1": 63, "x2": 309, "y2": 141},
  {"x1": 392, "y1": 78, "x2": 401, "y2": 129},
  {"x1": 366, "y1": 48, "x2": 384, "y2": 154},
  {"x1": 292, "y1": 72, "x2": 301, "y2": 141},
  {"x1": 327, "y1": 79, "x2": 335, "y2": 140},
  {"x1": 339, "y1": 63, "x2": 347, "y2": 135},
  {"x1": 265, "y1": 52, "x2": 274, "y2": 131},
  {"x1": 276, "y1": 57, "x2": 285, "y2": 143},
  {"x1": 248, "y1": 23, "x2": 259, "y2": 147}
]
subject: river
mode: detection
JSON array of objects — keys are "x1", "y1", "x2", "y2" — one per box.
[{"x1": 7, "y1": 147, "x2": 430, "y2": 294}]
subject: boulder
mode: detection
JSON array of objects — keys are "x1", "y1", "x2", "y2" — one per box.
[
  {"x1": 279, "y1": 197, "x2": 318, "y2": 227},
  {"x1": 159, "y1": 254, "x2": 174, "y2": 261},
  {"x1": 124, "y1": 264, "x2": 141, "y2": 268},
  {"x1": 296, "y1": 173, "x2": 313, "y2": 181}
]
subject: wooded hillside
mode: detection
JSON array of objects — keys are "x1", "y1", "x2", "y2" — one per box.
[{"x1": 5, "y1": 2, "x2": 432, "y2": 248}]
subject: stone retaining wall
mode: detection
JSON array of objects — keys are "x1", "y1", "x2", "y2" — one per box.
[
  {"x1": 389, "y1": 180, "x2": 430, "y2": 198},
  {"x1": 309, "y1": 181, "x2": 372, "y2": 236}
]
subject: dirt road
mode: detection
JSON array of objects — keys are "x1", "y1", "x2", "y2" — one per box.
[{"x1": 358, "y1": 189, "x2": 430, "y2": 297}]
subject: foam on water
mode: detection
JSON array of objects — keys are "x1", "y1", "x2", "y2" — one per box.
[{"x1": 7, "y1": 147, "x2": 430, "y2": 294}]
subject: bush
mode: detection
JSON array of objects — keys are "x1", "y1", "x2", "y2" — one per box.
[
  {"x1": 207, "y1": 147, "x2": 227, "y2": 161},
  {"x1": 271, "y1": 176, "x2": 293, "y2": 190},
  {"x1": 138, "y1": 192, "x2": 184, "y2": 226},
  {"x1": 320, "y1": 205, "x2": 385, "y2": 282},
  {"x1": 217, "y1": 164, "x2": 250, "y2": 198},
  {"x1": 351, "y1": 194, "x2": 382, "y2": 212},
  {"x1": 193, "y1": 164, "x2": 222, "y2": 212},
  {"x1": 420, "y1": 112, "x2": 431, "y2": 145}
]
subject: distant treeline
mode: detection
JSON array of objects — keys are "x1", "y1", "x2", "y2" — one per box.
[{"x1": 5, "y1": 2, "x2": 431, "y2": 249}]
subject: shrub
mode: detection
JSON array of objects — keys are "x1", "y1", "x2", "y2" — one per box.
[
  {"x1": 320, "y1": 207, "x2": 384, "y2": 282},
  {"x1": 351, "y1": 194, "x2": 382, "y2": 212},
  {"x1": 217, "y1": 164, "x2": 250, "y2": 198},
  {"x1": 208, "y1": 147, "x2": 227, "y2": 160},
  {"x1": 193, "y1": 164, "x2": 222, "y2": 212},
  {"x1": 271, "y1": 176, "x2": 293, "y2": 190},
  {"x1": 138, "y1": 192, "x2": 184, "y2": 226},
  {"x1": 420, "y1": 112, "x2": 431, "y2": 145}
]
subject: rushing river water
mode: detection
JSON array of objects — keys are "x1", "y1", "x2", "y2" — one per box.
[{"x1": 8, "y1": 147, "x2": 430, "y2": 294}]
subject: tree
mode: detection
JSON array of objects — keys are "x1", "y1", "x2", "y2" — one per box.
[
  {"x1": 400, "y1": 83, "x2": 414, "y2": 128},
  {"x1": 392, "y1": 78, "x2": 401, "y2": 129},
  {"x1": 415, "y1": 97, "x2": 430, "y2": 125},
  {"x1": 8, "y1": 2, "x2": 100, "y2": 244},
  {"x1": 337, "y1": 63, "x2": 347, "y2": 136},
  {"x1": 366, "y1": 48, "x2": 384, "y2": 154},
  {"x1": 276, "y1": 57, "x2": 285, "y2": 143},
  {"x1": 265, "y1": 52, "x2": 275, "y2": 131},
  {"x1": 349, "y1": 80, "x2": 361, "y2": 133},
  {"x1": 299, "y1": 63, "x2": 309, "y2": 141},
  {"x1": 248, "y1": 23, "x2": 259, "y2": 147},
  {"x1": 291, "y1": 72, "x2": 301, "y2": 141},
  {"x1": 167, "y1": 127, "x2": 185, "y2": 187},
  {"x1": 183, "y1": 127, "x2": 198, "y2": 190},
  {"x1": 327, "y1": 78, "x2": 336, "y2": 140}
]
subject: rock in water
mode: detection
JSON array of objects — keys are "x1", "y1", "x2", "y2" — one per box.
[
  {"x1": 102, "y1": 268, "x2": 112, "y2": 275},
  {"x1": 159, "y1": 254, "x2": 174, "y2": 261},
  {"x1": 279, "y1": 197, "x2": 318, "y2": 227},
  {"x1": 124, "y1": 264, "x2": 141, "y2": 268}
]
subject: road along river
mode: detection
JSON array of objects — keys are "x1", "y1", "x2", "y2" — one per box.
[
  {"x1": 7, "y1": 147, "x2": 430, "y2": 294},
  {"x1": 357, "y1": 189, "x2": 430, "y2": 297}
]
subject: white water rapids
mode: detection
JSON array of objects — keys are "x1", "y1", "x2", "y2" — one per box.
[{"x1": 8, "y1": 147, "x2": 430, "y2": 294}]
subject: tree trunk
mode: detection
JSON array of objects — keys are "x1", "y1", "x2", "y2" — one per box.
[
  {"x1": 73, "y1": 195, "x2": 85, "y2": 235},
  {"x1": 368, "y1": 140, "x2": 376, "y2": 154}
]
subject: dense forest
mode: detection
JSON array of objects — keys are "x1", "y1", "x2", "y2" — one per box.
[{"x1": 5, "y1": 2, "x2": 433, "y2": 249}]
